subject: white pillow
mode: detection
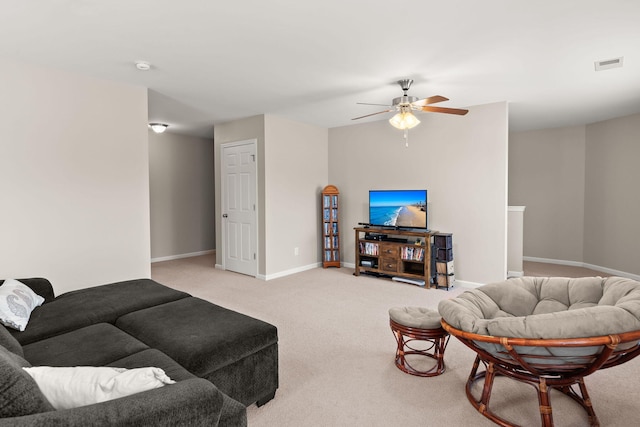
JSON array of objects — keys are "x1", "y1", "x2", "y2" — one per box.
[
  {"x1": 23, "y1": 366, "x2": 176, "y2": 410},
  {"x1": 0, "y1": 279, "x2": 45, "y2": 331}
]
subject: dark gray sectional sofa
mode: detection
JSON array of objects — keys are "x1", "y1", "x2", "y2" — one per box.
[{"x1": 0, "y1": 277, "x2": 279, "y2": 426}]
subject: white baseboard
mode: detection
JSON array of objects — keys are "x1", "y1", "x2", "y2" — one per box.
[
  {"x1": 508, "y1": 270, "x2": 524, "y2": 278},
  {"x1": 262, "y1": 263, "x2": 321, "y2": 281},
  {"x1": 214, "y1": 262, "x2": 321, "y2": 281},
  {"x1": 453, "y1": 279, "x2": 483, "y2": 288},
  {"x1": 524, "y1": 256, "x2": 640, "y2": 281},
  {"x1": 582, "y1": 263, "x2": 640, "y2": 281},
  {"x1": 524, "y1": 256, "x2": 583, "y2": 267},
  {"x1": 151, "y1": 250, "x2": 215, "y2": 263}
]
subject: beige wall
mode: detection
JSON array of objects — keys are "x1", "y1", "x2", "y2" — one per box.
[
  {"x1": 264, "y1": 115, "x2": 328, "y2": 276},
  {"x1": 509, "y1": 126, "x2": 586, "y2": 262},
  {"x1": 509, "y1": 113, "x2": 640, "y2": 277},
  {"x1": 584, "y1": 113, "x2": 640, "y2": 275},
  {"x1": 149, "y1": 131, "x2": 215, "y2": 260},
  {"x1": 0, "y1": 58, "x2": 150, "y2": 293},
  {"x1": 213, "y1": 115, "x2": 329, "y2": 278},
  {"x1": 329, "y1": 102, "x2": 509, "y2": 286}
]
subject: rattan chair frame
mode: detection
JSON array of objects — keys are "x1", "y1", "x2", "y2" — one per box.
[{"x1": 441, "y1": 319, "x2": 640, "y2": 427}]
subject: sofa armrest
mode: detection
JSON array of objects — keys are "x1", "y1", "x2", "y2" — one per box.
[
  {"x1": 0, "y1": 378, "x2": 225, "y2": 427},
  {"x1": 1, "y1": 278, "x2": 56, "y2": 303}
]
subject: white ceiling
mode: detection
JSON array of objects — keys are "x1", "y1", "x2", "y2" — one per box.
[{"x1": 2, "y1": 1, "x2": 639, "y2": 139}]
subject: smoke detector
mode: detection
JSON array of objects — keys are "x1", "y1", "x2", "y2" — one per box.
[
  {"x1": 135, "y1": 61, "x2": 151, "y2": 71},
  {"x1": 594, "y1": 57, "x2": 623, "y2": 71}
]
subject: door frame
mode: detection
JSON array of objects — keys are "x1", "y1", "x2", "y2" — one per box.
[{"x1": 220, "y1": 139, "x2": 259, "y2": 277}]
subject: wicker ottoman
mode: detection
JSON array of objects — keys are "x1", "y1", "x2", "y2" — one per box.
[{"x1": 389, "y1": 306, "x2": 449, "y2": 377}]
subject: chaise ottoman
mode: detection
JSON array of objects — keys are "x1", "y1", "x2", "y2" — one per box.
[{"x1": 116, "y1": 296, "x2": 279, "y2": 406}]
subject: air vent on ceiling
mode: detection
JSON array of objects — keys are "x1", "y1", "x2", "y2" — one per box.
[{"x1": 594, "y1": 57, "x2": 623, "y2": 71}]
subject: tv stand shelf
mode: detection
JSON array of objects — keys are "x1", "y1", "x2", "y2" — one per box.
[{"x1": 354, "y1": 227, "x2": 435, "y2": 288}]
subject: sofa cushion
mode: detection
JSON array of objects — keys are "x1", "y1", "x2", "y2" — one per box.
[
  {"x1": 0, "y1": 345, "x2": 54, "y2": 417},
  {"x1": 3, "y1": 377, "x2": 228, "y2": 426},
  {"x1": 23, "y1": 323, "x2": 149, "y2": 367},
  {"x1": 108, "y1": 349, "x2": 248, "y2": 425},
  {"x1": 116, "y1": 297, "x2": 278, "y2": 377},
  {"x1": 108, "y1": 349, "x2": 198, "y2": 382},
  {"x1": 11, "y1": 279, "x2": 190, "y2": 345},
  {"x1": 0, "y1": 324, "x2": 24, "y2": 357},
  {"x1": 0, "y1": 279, "x2": 45, "y2": 331}
]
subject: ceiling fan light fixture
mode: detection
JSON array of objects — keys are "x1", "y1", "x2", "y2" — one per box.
[
  {"x1": 149, "y1": 123, "x2": 169, "y2": 133},
  {"x1": 389, "y1": 111, "x2": 420, "y2": 130}
]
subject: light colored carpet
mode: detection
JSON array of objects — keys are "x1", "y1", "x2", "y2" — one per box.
[
  {"x1": 524, "y1": 261, "x2": 611, "y2": 278},
  {"x1": 152, "y1": 256, "x2": 639, "y2": 427}
]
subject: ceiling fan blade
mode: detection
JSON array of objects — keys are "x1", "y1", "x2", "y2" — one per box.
[
  {"x1": 411, "y1": 95, "x2": 449, "y2": 107},
  {"x1": 357, "y1": 102, "x2": 393, "y2": 107},
  {"x1": 351, "y1": 109, "x2": 393, "y2": 120},
  {"x1": 420, "y1": 105, "x2": 469, "y2": 116}
]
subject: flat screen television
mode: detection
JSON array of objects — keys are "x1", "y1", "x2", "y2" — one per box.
[{"x1": 369, "y1": 189, "x2": 428, "y2": 229}]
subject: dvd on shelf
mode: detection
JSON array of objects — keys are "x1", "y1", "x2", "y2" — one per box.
[
  {"x1": 401, "y1": 246, "x2": 424, "y2": 261},
  {"x1": 359, "y1": 241, "x2": 379, "y2": 256}
]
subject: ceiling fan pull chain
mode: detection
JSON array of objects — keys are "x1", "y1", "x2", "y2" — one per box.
[{"x1": 404, "y1": 129, "x2": 409, "y2": 147}]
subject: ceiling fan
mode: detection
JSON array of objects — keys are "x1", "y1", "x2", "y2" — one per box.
[{"x1": 352, "y1": 79, "x2": 468, "y2": 130}]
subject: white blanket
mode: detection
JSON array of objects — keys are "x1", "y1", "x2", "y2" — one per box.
[{"x1": 23, "y1": 366, "x2": 176, "y2": 410}]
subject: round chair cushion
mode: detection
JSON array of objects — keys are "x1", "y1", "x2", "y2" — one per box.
[
  {"x1": 438, "y1": 276, "x2": 640, "y2": 339},
  {"x1": 389, "y1": 307, "x2": 442, "y2": 330},
  {"x1": 438, "y1": 276, "x2": 640, "y2": 362}
]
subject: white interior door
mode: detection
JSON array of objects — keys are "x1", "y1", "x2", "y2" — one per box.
[{"x1": 221, "y1": 140, "x2": 257, "y2": 276}]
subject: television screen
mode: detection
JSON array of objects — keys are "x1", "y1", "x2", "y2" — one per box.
[{"x1": 369, "y1": 190, "x2": 427, "y2": 229}]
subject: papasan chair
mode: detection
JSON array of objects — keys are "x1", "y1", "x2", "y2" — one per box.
[{"x1": 438, "y1": 276, "x2": 640, "y2": 427}]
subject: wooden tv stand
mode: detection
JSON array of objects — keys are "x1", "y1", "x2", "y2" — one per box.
[{"x1": 354, "y1": 227, "x2": 434, "y2": 288}]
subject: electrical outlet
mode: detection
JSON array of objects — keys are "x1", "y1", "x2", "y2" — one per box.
[{"x1": 294, "y1": 247, "x2": 299, "y2": 256}]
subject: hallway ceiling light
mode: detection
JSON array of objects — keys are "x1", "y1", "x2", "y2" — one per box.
[{"x1": 149, "y1": 123, "x2": 169, "y2": 133}]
